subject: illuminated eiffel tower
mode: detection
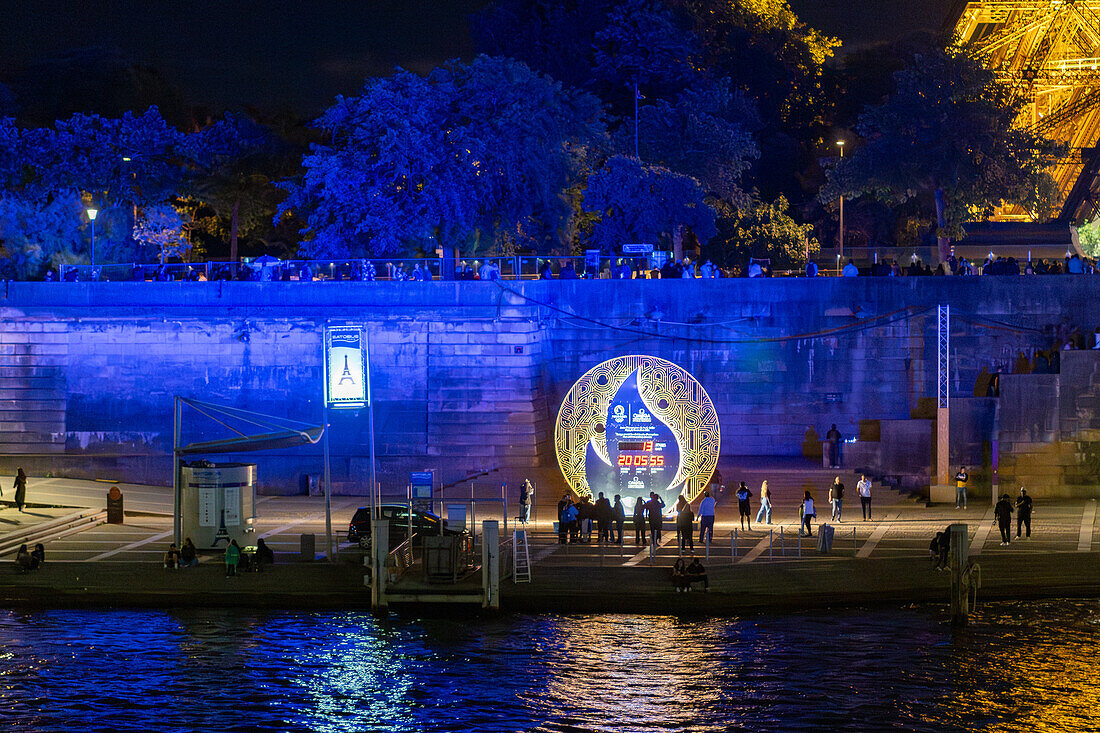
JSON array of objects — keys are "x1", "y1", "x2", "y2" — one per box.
[{"x1": 950, "y1": 1, "x2": 1100, "y2": 222}]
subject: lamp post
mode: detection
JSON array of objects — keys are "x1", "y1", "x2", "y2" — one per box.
[
  {"x1": 87, "y1": 207, "x2": 99, "y2": 269},
  {"x1": 836, "y1": 140, "x2": 845, "y2": 262}
]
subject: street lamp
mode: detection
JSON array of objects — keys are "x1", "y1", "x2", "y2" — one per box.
[
  {"x1": 836, "y1": 140, "x2": 845, "y2": 262},
  {"x1": 87, "y1": 207, "x2": 99, "y2": 269}
]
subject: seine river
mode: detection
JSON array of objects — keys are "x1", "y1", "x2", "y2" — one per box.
[{"x1": 1, "y1": 601, "x2": 1097, "y2": 732}]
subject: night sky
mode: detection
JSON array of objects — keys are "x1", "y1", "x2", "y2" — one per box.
[{"x1": 0, "y1": 0, "x2": 959, "y2": 117}]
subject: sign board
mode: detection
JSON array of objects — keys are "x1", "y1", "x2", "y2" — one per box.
[
  {"x1": 622, "y1": 243, "x2": 654, "y2": 255},
  {"x1": 324, "y1": 326, "x2": 369, "y2": 409},
  {"x1": 410, "y1": 471, "x2": 434, "y2": 500},
  {"x1": 585, "y1": 249, "x2": 601, "y2": 268}
]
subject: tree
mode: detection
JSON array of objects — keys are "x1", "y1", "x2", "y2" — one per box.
[
  {"x1": 707, "y1": 195, "x2": 817, "y2": 270},
  {"x1": 1080, "y1": 219, "x2": 1100, "y2": 259},
  {"x1": 278, "y1": 56, "x2": 605, "y2": 259},
  {"x1": 133, "y1": 204, "x2": 191, "y2": 263},
  {"x1": 583, "y1": 155, "x2": 716, "y2": 253},
  {"x1": 823, "y1": 47, "x2": 1065, "y2": 260},
  {"x1": 0, "y1": 192, "x2": 84, "y2": 279}
]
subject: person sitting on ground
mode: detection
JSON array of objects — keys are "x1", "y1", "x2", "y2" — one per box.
[
  {"x1": 164, "y1": 543, "x2": 181, "y2": 569},
  {"x1": 256, "y1": 537, "x2": 275, "y2": 568},
  {"x1": 180, "y1": 537, "x2": 199, "y2": 568},
  {"x1": 15, "y1": 544, "x2": 35, "y2": 573},
  {"x1": 685, "y1": 556, "x2": 708, "y2": 592},
  {"x1": 31, "y1": 543, "x2": 45, "y2": 568},
  {"x1": 929, "y1": 532, "x2": 945, "y2": 570},
  {"x1": 672, "y1": 556, "x2": 689, "y2": 592}
]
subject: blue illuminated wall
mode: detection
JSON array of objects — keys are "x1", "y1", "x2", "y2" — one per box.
[{"x1": 0, "y1": 278, "x2": 1087, "y2": 492}]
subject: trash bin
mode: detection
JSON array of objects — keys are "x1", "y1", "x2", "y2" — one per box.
[
  {"x1": 300, "y1": 533, "x2": 316, "y2": 561},
  {"x1": 106, "y1": 486, "x2": 124, "y2": 524},
  {"x1": 817, "y1": 523, "x2": 835, "y2": 553}
]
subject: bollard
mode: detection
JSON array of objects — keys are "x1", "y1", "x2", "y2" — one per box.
[
  {"x1": 106, "y1": 486, "x2": 124, "y2": 524},
  {"x1": 949, "y1": 523, "x2": 970, "y2": 626}
]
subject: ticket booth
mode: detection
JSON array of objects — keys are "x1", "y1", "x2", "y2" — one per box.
[{"x1": 181, "y1": 462, "x2": 257, "y2": 549}]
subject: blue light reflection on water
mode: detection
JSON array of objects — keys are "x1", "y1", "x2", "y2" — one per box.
[{"x1": 1, "y1": 602, "x2": 1099, "y2": 732}]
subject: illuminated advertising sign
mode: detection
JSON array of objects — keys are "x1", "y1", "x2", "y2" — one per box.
[
  {"x1": 555, "y1": 355, "x2": 720, "y2": 507},
  {"x1": 324, "y1": 326, "x2": 368, "y2": 409}
]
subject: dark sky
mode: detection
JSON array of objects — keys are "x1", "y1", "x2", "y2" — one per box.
[{"x1": 0, "y1": 0, "x2": 961, "y2": 117}]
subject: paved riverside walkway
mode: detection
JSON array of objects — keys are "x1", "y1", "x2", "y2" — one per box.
[{"x1": 2, "y1": 470, "x2": 1100, "y2": 613}]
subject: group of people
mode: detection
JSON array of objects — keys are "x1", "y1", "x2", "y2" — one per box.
[
  {"x1": 162, "y1": 536, "x2": 275, "y2": 574},
  {"x1": 556, "y1": 491, "x2": 634, "y2": 545},
  {"x1": 14, "y1": 543, "x2": 44, "y2": 573},
  {"x1": 994, "y1": 488, "x2": 1034, "y2": 545}
]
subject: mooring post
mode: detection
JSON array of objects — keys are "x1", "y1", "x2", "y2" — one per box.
[
  {"x1": 370, "y1": 519, "x2": 389, "y2": 617},
  {"x1": 949, "y1": 523, "x2": 970, "y2": 626},
  {"x1": 482, "y1": 520, "x2": 500, "y2": 611}
]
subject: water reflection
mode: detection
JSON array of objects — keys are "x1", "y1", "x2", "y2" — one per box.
[{"x1": 0, "y1": 602, "x2": 1098, "y2": 731}]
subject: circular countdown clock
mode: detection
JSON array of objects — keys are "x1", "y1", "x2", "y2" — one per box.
[{"x1": 555, "y1": 355, "x2": 720, "y2": 507}]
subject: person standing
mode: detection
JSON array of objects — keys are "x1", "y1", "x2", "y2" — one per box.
[
  {"x1": 12, "y1": 468, "x2": 27, "y2": 512},
  {"x1": 955, "y1": 466, "x2": 969, "y2": 509},
  {"x1": 594, "y1": 492, "x2": 612, "y2": 543},
  {"x1": 826, "y1": 424, "x2": 842, "y2": 468},
  {"x1": 698, "y1": 489, "x2": 716, "y2": 545},
  {"x1": 632, "y1": 497, "x2": 647, "y2": 546},
  {"x1": 225, "y1": 539, "x2": 241, "y2": 576},
  {"x1": 994, "y1": 493, "x2": 1014, "y2": 546},
  {"x1": 755, "y1": 480, "x2": 772, "y2": 525},
  {"x1": 1015, "y1": 487, "x2": 1033, "y2": 539},
  {"x1": 801, "y1": 490, "x2": 816, "y2": 537},
  {"x1": 829, "y1": 476, "x2": 845, "y2": 522},
  {"x1": 675, "y1": 495, "x2": 694, "y2": 553},
  {"x1": 519, "y1": 479, "x2": 534, "y2": 524},
  {"x1": 736, "y1": 482, "x2": 752, "y2": 531},
  {"x1": 646, "y1": 492, "x2": 665, "y2": 543},
  {"x1": 612, "y1": 494, "x2": 626, "y2": 544},
  {"x1": 857, "y1": 474, "x2": 872, "y2": 520}
]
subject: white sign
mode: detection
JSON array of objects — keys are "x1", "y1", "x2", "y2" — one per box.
[
  {"x1": 224, "y1": 486, "x2": 240, "y2": 526},
  {"x1": 198, "y1": 487, "x2": 217, "y2": 527},
  {"x1": 324, "y1": 326, "x2": 368, "y2": 408}
]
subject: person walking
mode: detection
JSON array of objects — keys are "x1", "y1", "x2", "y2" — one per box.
[
  {"x1": 612, "y1": 494, "x2": 626, "y2": 544},
  {"x1": 646, "y1": 492, "x2": 666, "y2": 543},
  {"x1": 857, "y1": 474, "x2": 872, "y2": 520},
  {"x1": 801, "y1": 490, "x2": 817, "y2": 537},
  {"x1": 829, "y1": 476, "x2": 845, "y2": 522},
  {"x1": 753, "y1": 480, "x2": 772, "y2": 525},
  {"x1": 13, "y1": 468, "x2": 27, "y2": 512},
  {"x1": 519, "y1": 479, "x2": 534, "y2": 524},
  {"x1": 1015, "y1": 487, "x2": 1033, "y2": 539},
  {"x1": 675, "y1": 495, "x2": 694, "y2": 554},
  {"x1": 736, "y1": 481, "x2": 752, "y2": 531},
  {"x1": 955, "y1": 466, "x2": 969, "y2": 509},
  {"x1": 994, "y1": 493, "x2": 1014, "y2": 546},
  {"x1": 225, "y1": 539, "x2": 241, "y2": 576},
  {"x1": 698, "y1": 489, "x2": 716, "y2": 545},
  {"x1": 632, "y1": 497, "x2": 647, "y2": 546}
]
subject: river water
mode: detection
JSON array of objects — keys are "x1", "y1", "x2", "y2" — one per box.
[{"x1": 1, "y1": 600, "x2": 1098, "y2": 732}]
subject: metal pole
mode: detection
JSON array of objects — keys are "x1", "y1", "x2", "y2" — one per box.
[
  {"x1": 366, "y1": 327, "x2": 379, "y2": 521},
  {"x1": 780, "y1": 525, "x2": 784, "y2": 556},
  {"x1": 172, "y1": 396, "x2": 182, "y2": 546},
  {"x1": 937, "y1": 304, "x2": 951, "y2": 486},
  {"x1": 323, "y1": 399, "x2": 333, "y2": 561},
  {"x1": 633, "y1": 81, "x2": 640, "y2": 160},
  {"x1": 91, "y1": 217, "x2": 96, "y2": 269},
  {"x1": 769, "y1": 529, "x2": 773, "y2": 559}
]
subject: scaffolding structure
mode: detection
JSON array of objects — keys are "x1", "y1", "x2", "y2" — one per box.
[{"x1": 950, "y1": 1, "x2": 1100, "y2": 222}]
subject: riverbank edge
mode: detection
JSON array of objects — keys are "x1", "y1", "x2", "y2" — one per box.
[{"x1": 1, "y1": 554, "x2": 1097, "y2": 614}]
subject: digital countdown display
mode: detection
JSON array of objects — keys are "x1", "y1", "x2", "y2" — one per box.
[{"x1": 555, "y1": 355, "x2": 720, "y2": 507}]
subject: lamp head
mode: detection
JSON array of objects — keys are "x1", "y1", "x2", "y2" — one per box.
[{"x1": 87, "y1": 208, "x2": 99, "y2": 221}]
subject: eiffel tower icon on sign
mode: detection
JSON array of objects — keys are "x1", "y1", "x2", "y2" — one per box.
[{"x1": 339, "y1": 354, "x2": 356, "y2": 385}]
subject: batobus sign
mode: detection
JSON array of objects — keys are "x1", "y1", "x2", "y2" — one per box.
[
  {"x1": 554, "y1": 355, "x2": 720, "y2": 508},
  {"x1": 324, "y1": 325, "x2": 369, "y2": 409}
]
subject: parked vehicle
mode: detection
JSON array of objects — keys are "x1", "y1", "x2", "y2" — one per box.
[{"x1": 347, "y1": 504, "x2": 465, "y2": 548}]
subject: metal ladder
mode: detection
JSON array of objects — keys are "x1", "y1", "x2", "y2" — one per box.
[{"x1": 513, "y1": 528, "x2": 531, "y2": 583}]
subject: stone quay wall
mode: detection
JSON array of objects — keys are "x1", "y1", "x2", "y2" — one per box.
[{"x1": 0, "y1": 277, "x2": 1093, "y2": 495}]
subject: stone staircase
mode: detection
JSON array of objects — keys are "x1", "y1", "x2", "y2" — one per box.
[
  {"x1": 0, "y1": 333, "x2": 67, "y2": 454},
  {"x1": 1000, "y1": 358, "x2": 1100, "y2": 496}
]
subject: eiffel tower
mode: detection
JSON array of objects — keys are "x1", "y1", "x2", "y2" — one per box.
[
  {"x1": 338, "y1": 354, "x2": 356, "y2": 385},
  {"x1": 950, "y1": 1, "x2": 1100, "y2": 223}
]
